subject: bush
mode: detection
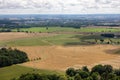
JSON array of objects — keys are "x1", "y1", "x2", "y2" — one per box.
[{"x1": 15, "y1": 73, "x2": 66, "y2": 80}]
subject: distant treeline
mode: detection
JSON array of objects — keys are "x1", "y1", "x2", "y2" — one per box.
[
  {"x1": 101, "y1": 33, "x2": 115, "y2": 38},
  {"x1": 0, "y1": 15, "x2": 120, "y2": 29},
  {"x1": 0, "y1": 48, "x2": 29, "y2": 67}
]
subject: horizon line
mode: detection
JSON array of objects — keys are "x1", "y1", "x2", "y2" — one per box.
[{"x1": 0, "y1": 13, "x2": 120, "y2": 15}]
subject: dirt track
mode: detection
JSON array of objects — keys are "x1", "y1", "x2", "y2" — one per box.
[{"x1": 15, "y1": 45, "x2": 120, "y2": 71}]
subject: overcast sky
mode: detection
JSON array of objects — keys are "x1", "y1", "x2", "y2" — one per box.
[{"x1": 0, "y1": 0, "x2": 120, "y2": 14}]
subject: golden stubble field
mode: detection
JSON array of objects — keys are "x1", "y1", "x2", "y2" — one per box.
[{"x1": 15, "y1": 45, "x2": 120, "y2": 71}]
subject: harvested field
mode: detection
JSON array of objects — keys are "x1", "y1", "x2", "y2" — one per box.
[
  {"x1": 15, "y1": 45, "x2": 120, "y2": 71},
  {"x1": 0, "y1": 32, "x2": 57, "y2": 41}
]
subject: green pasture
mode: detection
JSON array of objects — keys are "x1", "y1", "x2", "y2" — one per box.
[
  {"x1": 0, "y1": 34, "x2": 120, "y2": 47},
  {"x1": 13, "y1": 27, "x2": 120, "y2": 33},
  {"x1": 0, "y1": 65, "x2": 62, "y2": 80}
]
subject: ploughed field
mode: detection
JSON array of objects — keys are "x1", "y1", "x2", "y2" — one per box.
[{"x1": 16, "y1": 45, "x2": 120, "y2": 71}]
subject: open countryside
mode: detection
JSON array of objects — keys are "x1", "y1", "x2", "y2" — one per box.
[{"x1": 0, "y1": 14, "x2": 120, "y2": 80}]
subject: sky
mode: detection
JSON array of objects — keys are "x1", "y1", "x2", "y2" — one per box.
[{"x1": 0, "y1": 0, "x2": 120, "y2": 14}]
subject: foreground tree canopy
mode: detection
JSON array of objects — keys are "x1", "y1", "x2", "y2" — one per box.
[
  {"x1": 13, "y1": 64, "x2": 120, "y2": 80},
  {"x1": 0, "y1": 48, "x2": 29, "y2": 67}
]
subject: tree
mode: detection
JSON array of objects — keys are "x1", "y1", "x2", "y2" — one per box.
[
  {"x1": 82, "y1": 66, "x2": 89, "y2": 72},
  {"x1": 46, "y1": 27, "x2": 48, "y2": 30},
  {"x1": 100, "y1": 39, "x2": 104, "y2": 43},
  {"x1": 91, "y1": 64, "x2": 104, "y2": 75},
  {"x1": 0, "y1": 56, "x2": 11, "y2": 67},
  {"x1": 16, "y1": 73, "x2": 66, "y2": 80},
  {"x1": 91, "y1": 72, "x2": 100, "y2": 80},
  {"x1": 66, "y1": 68, "x2": 76, "y2": 77},
  {"x1": 114, "y1": 69, "x2": 120, "y2": 76},
  {"x1": 0, "y1": 48, "x2": 29, "y2": 67},
  {"x1": 77, "y1": 70, "x2": 89, "y2": 79},
  {"x1": 13, "y1": 64, "x2": 120, "y2": 80},
  {"x1": 103, "y1": 65, "x2": 113, "y2": 73},
  {"x1": 58, "y1": 76, "x2": 67, "y2": 80},
  {"x1": 107, "y1": 73, "x2": 117, "y2": 80},
  {"x1": 74, "y1": 74, "x2": 82, "y2": 80}
]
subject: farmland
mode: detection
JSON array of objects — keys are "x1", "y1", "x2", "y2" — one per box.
[
  {"x1": 0, "y1": 27, "x2": 120, "y2": 80},
  {"x1": 0, "y1": 32, "x2": 120, "y2": 47},
  {"x1": 16, "y1": 45, "x2": 120, "y2": 71},
  {"x1": 13, "y1": 27, "x2": 120, "y2": 33}
]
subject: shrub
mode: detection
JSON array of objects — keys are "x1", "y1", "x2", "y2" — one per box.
[{"x1": 15, "y1": 73, "x2": 66, "y2": 80}]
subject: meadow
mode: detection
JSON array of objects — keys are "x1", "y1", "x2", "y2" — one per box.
[
  {"x1": 13, "y1": 27, "x2": 120, "y2": 33},
  {"x1": 0, "y1": 33, "x2": 119, "y2": 47},
  {"x1": 0, "y1": 65, "x2": 62, "y2": 80}
]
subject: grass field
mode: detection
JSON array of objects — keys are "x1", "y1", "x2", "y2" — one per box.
[
  {"x1": 0, "y1": 34, "x2": 82, "y2": 46},
  {"x1": 0, "y1": 65, "x2": 62, "y2": 80},
  {"x1": 13, "y1": 27, "x2": 120, "y2": 33},
  {"x1": 0, "y1": 33, "x2": 119, "y2": 47}
]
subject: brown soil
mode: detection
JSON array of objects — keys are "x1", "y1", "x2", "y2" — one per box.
[{"x1": 15, "y1": 45, "x2": 120, "y2": 71}]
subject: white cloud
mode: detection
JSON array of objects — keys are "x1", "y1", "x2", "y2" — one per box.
[{"x1": 0, "y1": 0, "x2": 119, "y2": 14}]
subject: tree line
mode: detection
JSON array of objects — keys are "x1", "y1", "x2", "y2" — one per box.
[
  {"x1": 0, "y1": 48, "x2": 29, "y2": 67},
  {"x1": 12, "y1": 64, "x2": 120, "y2": 80}
]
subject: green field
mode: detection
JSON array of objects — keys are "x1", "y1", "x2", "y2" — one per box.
[
  {"x1": 13, "y1": 27, "x2": 120, "y2": 33},
  {"x1": 0, "y1": 34, "x2": 78, "y2": 46},
  {"x1": 0, "y1": 34, "x2": 120, "y2": 47},
  {"x1": 0, "y1": 34, "x2": 95, "y2": 46},
  {"x1": 0, "y1": 65, "x2": 62, "y2": 80}
]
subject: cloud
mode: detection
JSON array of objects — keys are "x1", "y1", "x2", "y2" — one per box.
[
  {"x1": 0, "y1": 0, "x2": 119, "y2": 14},
  {"x1": 95, "y1": 0, "x2": 111, "y2": 4}
]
